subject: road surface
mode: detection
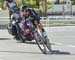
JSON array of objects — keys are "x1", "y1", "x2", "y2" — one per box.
[{"x1": 0, "y1": 26, "x2": 75, "y2": 60}]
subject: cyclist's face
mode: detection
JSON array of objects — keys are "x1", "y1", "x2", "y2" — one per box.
[
  {"x1": 15, "y1": 10, "x2": 19, "y2": 13},
  {"x1": 23, "y1": 10, "x2": 29, "y2": 16}
]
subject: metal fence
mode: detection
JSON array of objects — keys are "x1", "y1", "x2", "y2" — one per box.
[
  {"x1": 0, "y1": 16, "x2": 75, "y2": 29},
  {"x1": 40, "y1": 16, "x2": 75, "y2": 27},
  {"x1": 0, "y1": 17, "x2": 10, "y2": 29}
]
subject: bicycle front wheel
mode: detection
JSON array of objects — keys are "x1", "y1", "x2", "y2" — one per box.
[{"x1": 34, "y1": 31, "x2": 47, "y2": 54}]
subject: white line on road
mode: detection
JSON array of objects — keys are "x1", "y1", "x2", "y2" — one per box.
[{"x1": 0, "y1": 59, "x2": 3, "y2": 60}]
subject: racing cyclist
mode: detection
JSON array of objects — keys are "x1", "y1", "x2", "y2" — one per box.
[
  {"x1": 3, "y1": 0, "x2": 18, "y2": 20},
  {"x1": 21, "y1": 6, "x2": 47, "y2": 37}
]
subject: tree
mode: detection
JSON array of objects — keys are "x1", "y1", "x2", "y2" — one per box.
[
  {"x1": 55, "y1": 0, "x2": 60, "y2": 4},
  {"x1": 71, "y1": 0, "x2": 75, "y2": 5},
  {"x1": 36, "y1": 0, "x2": 39, "y2": 7}
]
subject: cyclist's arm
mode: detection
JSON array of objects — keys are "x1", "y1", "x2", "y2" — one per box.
[
  {"x1": 14, "y1": 0, "x2": 21, "y2": 6},
  {"x1": 13, "y1": 0, "x2": 17, "y2": 4}
]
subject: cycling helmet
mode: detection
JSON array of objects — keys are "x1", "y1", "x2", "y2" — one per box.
[
  {"x1": 6, "y1": 0, "x2": 13, "y2": 3},
  {"x1": 22, "y1": 5, "x2": 27, "y2": 11},
  {"x1": 14, "y1": 7, "x2": 20, "y2": 13}
]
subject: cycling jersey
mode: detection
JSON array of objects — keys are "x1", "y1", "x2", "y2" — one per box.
[
  {"x1": 7, "y1": 2, "x2": 16, "y2": 8},
  {"x1": 26, "y1": 8, "x2": 40, "y2": 20},
  {"x1": 5, "y1": 0, "x2": 17, "y2": 9}
]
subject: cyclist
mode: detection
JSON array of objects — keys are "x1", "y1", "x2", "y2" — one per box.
[
  {"x1": 21, "y1": 6, "x2": 47, "y2": 37},
  {"x1": 11, "y1": 7, "x2": 21, "y2": 40},
  {"x1": 3, "y1": 0, "x2": 18, "y2": 20},
  {"x1": 11, "y1": 8, "x2": 21, "y2": 22}
]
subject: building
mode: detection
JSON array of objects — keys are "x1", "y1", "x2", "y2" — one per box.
[{"x1": 47, "y1": 0, "x2": 73, "y2": 15}]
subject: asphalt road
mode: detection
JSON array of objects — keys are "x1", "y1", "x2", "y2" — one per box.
[{"x1": 0, "y1": 26, "x2": 75, "y2": 60}]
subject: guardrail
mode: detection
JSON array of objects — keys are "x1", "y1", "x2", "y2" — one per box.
[
  {"x1": 0, "y1": 17, "x2": 9, "y2": 29},
  {"x1": 40, "y1": 16, "x2": 75, "y2": 26},
  {"x1": 40, "y1": 16, "x2": 75, "y2": 20},
  {"x1": 0, "y1": 16, "x2": 75, "y2": 29}
]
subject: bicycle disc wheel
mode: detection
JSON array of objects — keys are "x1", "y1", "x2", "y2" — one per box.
[
  {"x1": 34, "y1": 32, "x2": 47, "y2": 54},
  {"x1": 44, "y1": 37, "x2": 52, "y2": 52}
]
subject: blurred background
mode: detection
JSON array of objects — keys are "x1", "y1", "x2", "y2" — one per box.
[
  {"x1": 0, "y1": 0, "x2": 75, "y2": 29},
  {"x1": 0, "y1": 0, "x2": 75, "y2": 16}
]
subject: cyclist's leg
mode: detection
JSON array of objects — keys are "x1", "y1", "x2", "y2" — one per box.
[
  {"x1": 12, "y1": 25, "x2": 17, "y2": 36},
  {"x1": 38, "y1": 23, "x2": 47, "y2": 37},
  {"x1": 13, "y1": 23, "x2": 20, "y2": 40},
  {"x1": 15, "y1": 23, "x2": 20, "y2": 40},
  {"x1": 33, "y1": 19, "x2": 47, "y2": 37},
  {"x1": 9, "y1": 11, "x2": 11, "y2": 20},
  {"x1": 9, "y1": 10, "x2": 13, "y2": 21}
]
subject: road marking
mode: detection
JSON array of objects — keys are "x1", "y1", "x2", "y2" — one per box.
[
  {"x1": 52, "y1": 42, "x2": 75, "y2": 48},
  {"x1": 68, "y1": 45, "x2": 75, "y2": 48},
  {"x1": 0, "y1": 59, "x2": 3, "y2": 60}
]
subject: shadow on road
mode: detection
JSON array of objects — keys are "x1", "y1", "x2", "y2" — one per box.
[
  {"x1": 0, "y1": 38, "x2": 11, "y2": 40},
  {"x1": 47, "y1": 50, "x2": 71, "y2": 55},
  {"x1": 0, "y1": 51, "x2": 42, "y2": 54},
  {"x1": 18, "y1": 41, "x2": 55, "y2": 45},
  {"x1": 24, "y1": 41, "x2": 37, "y2": 44},
  {"x1": 0, "y1": 50, "x2": 72, "y2": 55}
]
